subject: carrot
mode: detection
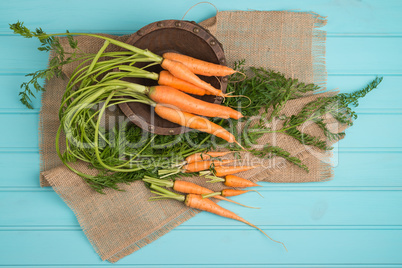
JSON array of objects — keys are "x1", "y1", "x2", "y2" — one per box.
[
  {"x1": 154, "y1": 104, "x2": 238, "y2": 144},
  {"x1": 97, "y1": 81, "x2": 242, "y2": 119},
  {"x1": 173, "y1": 180, "x2": 219, "y2": 196},
  {"x1": 183, "y1": 159, "x2": 234, "y2": 173},
  {"x1": 162, "y1": 52, "x2": 237, "y2": 77},
  {"x1": 172, "y1": 181, "x2": 258, "y2": 208},
  {"x1": 158, "y1": 70, "x2": 207, "y2": 96},
  {"x1": 221, "y1": 189, "x2": 251, "y2": 197},
  {"x1": 202, "y1": 189, "x2": 263, "y2": 199},
  {"x1": 149, "y1": 86, "x2": 243, "y2": 119},
  {"x1": 158, "y1": 159, "x2": 233, "y2": 178},
  {"x1": 160, "y1": 58, "x2": 225, "y2": 97},
  {"x1": 148, "y1": 184, "x2": 287, "y2": 250},
  {"x1": 185, "y1": 151, "x2": 232, "y2": 164},
  {"x1": 224, "y1": 175, "x2": 262, "y2": 188},
  {"x1": 109, "y1": 67, "x2": 209, "y2": 96},
  {"x1": 142, "y1": 176, "x2": 258, "y2": 209},
  {"x1": 213, "y1": 166, "x2": 260, "y2": 177}
]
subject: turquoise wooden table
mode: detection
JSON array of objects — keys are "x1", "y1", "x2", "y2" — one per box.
[{"x1": 1, "y1": 0, "x2": 402, "y2": 266}]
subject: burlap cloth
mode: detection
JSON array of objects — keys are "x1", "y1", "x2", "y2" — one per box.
[{"x1": 39, "y1": 11, "x2": 339, "y2": 262}]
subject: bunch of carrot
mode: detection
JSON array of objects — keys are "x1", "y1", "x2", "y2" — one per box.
[
  {"x1": 145, "y1": 150, "x2": 286, "y2": 250},
  {"x1": 138, "y1": 52, "x2": 245, "y2": 146},
  {"x1": 159, "y1": 150, "x2": 259, "y2": 178},
  {"x1": 156, "y1": 150, "x2": 263, "y2": 206},
  {"x1": 53, "y1": 32, "x2": 246, "y2": 146}
]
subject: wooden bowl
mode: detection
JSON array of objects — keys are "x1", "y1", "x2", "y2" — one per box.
[{"x1": 118, "y1": 20, "x2": 228, "y2": 135}]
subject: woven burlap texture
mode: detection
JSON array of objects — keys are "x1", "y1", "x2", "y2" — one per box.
[{"x1": 39, "y1": 11, "x2": 336, "y2": 262}]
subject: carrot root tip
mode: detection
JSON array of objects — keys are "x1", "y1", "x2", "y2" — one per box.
[
  {"x1": 250, "y1": 223, "x2": 287, "y2": 251},
  {"x1": 227, "y1": 94, "x2": 252, "y2": 109},
  {"x1": 249, "y1": 190, "x2": 264, "y2": 198},
  {"x1": 229, "y1": 71, "x2": 247, "y2": 83},
  {"x1": 235, "y1": 141, "x2": 247, "y2": 151}
]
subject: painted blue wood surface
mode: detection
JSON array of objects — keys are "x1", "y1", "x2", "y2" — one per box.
[{"x1": 1, "y1": 0, "x2": 401, "y2": 266}]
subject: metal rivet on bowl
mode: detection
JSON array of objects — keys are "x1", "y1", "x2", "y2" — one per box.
[
  {"x1": 210, "y1": 40, "x2": 216, "y2": 46},
  {"x1": 169, "y1": 130, "x2": 175, "y2": 134},
  {"x1": 222, "y1": 77, "x2": 228, "y2": 83},
  {"x1": 148, "y1": 125, "x2": 154, "y2": 131},
  {"x1": 157, "y1": 22, "x2": 164, "y2": 27},
  {"x1": 220, "y1": 58, "x2": 226, "y2": 64},
  {"x1": 175, "y1": 21, "x2": 182, "y2": 27},
  {"x1": 216, "y1": 96, "x2": 223, "y2": 102},
  {"x1": 193, "y1": 27, "x2": 200, "y2": 33},
  {"x1": 137, "y1": 30, "x2": 143, "y2": 36}
]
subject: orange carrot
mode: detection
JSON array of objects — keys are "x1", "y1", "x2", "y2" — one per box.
[
  {"x1": 160, "y1": 58, "x2": 224, "y2": 96},
  {"x1": 183, "y1": 159, "x2": 234, "y2": 173},
  {"x1": 149, "y1": 185, "x2": 286, "y2": 250},
  {"x1": 173, "y1": 180, "x2": 217, "y2": 196},
  {"x1": 158, "y1": 70, "x2": 207, "y2": 96},
  {"x1": 149, "y1": 86, "x2": 243, "y2": 119},
  {"x1": 163, "y1": 52, "x2": 237, "y2": 77},
  {"x1": 224, "y1": 175, "x2": 262, "y2": 188},
  {"x1": 185, "y1": 151, "x2": 232, "y2": 163},
  {"x1": 154, "y1": 104, "x2": 238, "y2": 144},
  {"x1": 213, "y1": 166, "x2": 260, "y2": 177},
  {"x1": 173, "y1": 181, "x2": 257, "y2": 208},
  {"x1": 202, "y1": 189, "x2": 262, "y2": 199},
  {"x1": 221, "y1": 189, "x2": 250, "y2": 197},
  {"x1": 143, "y1": 177, "x2": 257, "y2": 209}
]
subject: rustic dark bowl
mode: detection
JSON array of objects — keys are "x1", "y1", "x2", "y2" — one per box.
[{"x1": 118, "y1": 19, "x2": 227, "y2": 135}]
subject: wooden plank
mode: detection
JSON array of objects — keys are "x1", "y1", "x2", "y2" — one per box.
[
  {"x1": 1, "y1": 190, "x2": 401, "y2": 227},
  {"x1": 0, "y1": 75, "x2": 42, "y2": 110},
  {"x1": 1, "y1": 36, "x2": 402, "y2": 75},
  {"x1": 330, "y1": 151, "x2": 402, "y2": 187},
  {"x1": 0, "y1": 113, "x2": 38, "y2": 148},
  {"x1": 1, "y1": 151, "x2": 401, "y2": 188},
  {"x1": 1, "y1": 0, "x2": 402, "y2": 35},
  {"x1": 0, "y1": 229, "x2": 401, "y2": 265},
  {"x1": 0, "y1": 152, "x2": 40, "y2": 187},
  {"x1": 326, "y1": 37, "x2": 402, "y2": 75},
  {"x1": 334, "y1": 113, "x2": 401, "y2": 149},
  {"x1": 0, "y1": 37, "x2": 48, "y2": 74}
]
